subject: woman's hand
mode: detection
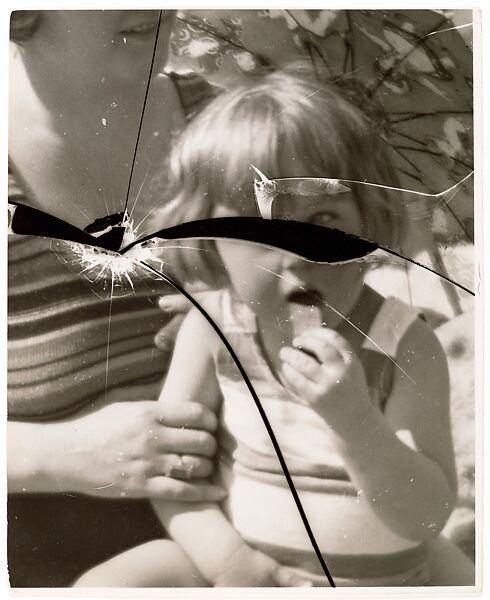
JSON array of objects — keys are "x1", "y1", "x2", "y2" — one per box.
[
  {"x1": 9, "y1": 399, "x2": 226, "y2": 503},
  {"x1": 279, "y1": 328, "x2": 371, "y2": 431},
  {"x1": 157, "y1": 290, "x2": 210, "y2": 315}
]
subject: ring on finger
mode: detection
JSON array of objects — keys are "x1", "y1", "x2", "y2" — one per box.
[{"x1": 166, "y1": 455, "x2": 195, "y2": 480}]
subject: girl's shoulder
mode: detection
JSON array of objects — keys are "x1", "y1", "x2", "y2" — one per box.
[
  {"x1": 382, "y1": 297, "x2": 449, "y2": 397},
  {"x1": 361, "y1": 295, "x2": 424, "y2": 359},
  {"x1": 358, "y1": 290, "x2": 441, "y2": 410},
  {"x1": 364, "y1": 293, "x2": 447, "y2": 372},
  {"x1": 184, "y1": 289, "x2": 259, "y2": 367},
  {"x1": 373, "y1": 294, "x2": 445, "y2": 357},
  {"x1": 183, "y1": 289, "x2": 231, "y2": 345},
  {"x1": 396, "y1": 309, "x2": 447, "y2": 361},
  {"x1": 188, "y1": 288, "x2": 256, "y2": 335}
]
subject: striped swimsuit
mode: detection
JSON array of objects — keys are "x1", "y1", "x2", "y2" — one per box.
[
  {"x1": 7, "y1": 72, "x2": 218, "y2": 587},
  {"x1": 8, "y1": 71, "x2": 218, "y2": 420},
  {"x1": 213, "y1": 288, "x2": 430, "y2": 586}
]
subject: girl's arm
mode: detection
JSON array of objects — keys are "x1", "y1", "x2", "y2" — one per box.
[
  {"x1": 281, "y1": 320, "x2": 457, "y2": 543},
  {"x1": 151, "y1": 305, "x2": 241, "y2": 584},
  {"x1": 152, "y1": 306, "x2": 302, "y2": 586},
  {"x1": 336, "y1": 319, "x2": 457, "y2": 541}
]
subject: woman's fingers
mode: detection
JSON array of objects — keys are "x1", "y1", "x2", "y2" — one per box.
[
  {"x1": 158, "y1": 294, "x2": 193, "y2": 313},
  {"x1": 152, "y1": 453, "x2": 214, "y2": 479},
  {"x1": 158, "y1": 289, "x2": 222, "y2": 313},
  {"x1": 153, "y1": 314, "x2": 184, "y2": 352},
  {"x1": 158, "y1": 401, "x2": 217, "y2": 432},
  {"x1": 155, "y1": 425, "x2": 217, "y2": 457},
  {"x1": 158, "y1": 288, "x2": 212, "y2": 314},
  {"x1": 147, "y1": 478, "x2": 227, "y2": 503},
  {"x1": 66, "y1": 401, "x2": 221, "y2": 500}
]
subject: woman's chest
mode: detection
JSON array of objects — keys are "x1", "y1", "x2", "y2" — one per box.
[{"x1": 9, "y1": 77, "x2": 185, "y2": 231}]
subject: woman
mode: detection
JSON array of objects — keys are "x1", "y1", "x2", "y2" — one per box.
[{"x1": 8, "y1": 10, "x2": 227, "y2": 587}]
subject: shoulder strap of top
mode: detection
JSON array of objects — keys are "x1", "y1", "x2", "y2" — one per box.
[
  {"x1": 165, "y1": 71, "x2": 221, "y2": 120},
  {"x1": 361, "y1": 297, "x2": 422, "y2": 358},
  {"x1": 359, "y1": 293, "x2": 422, "y2": 411}
]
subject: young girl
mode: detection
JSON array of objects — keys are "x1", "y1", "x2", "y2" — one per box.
[{"x1": 75, "y1": 70, "x2": 473, "y2": 587}]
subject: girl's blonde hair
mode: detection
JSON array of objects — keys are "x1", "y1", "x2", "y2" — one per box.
[{"x1": 153, "y1": 68, "x2": 409, "y2": 284}]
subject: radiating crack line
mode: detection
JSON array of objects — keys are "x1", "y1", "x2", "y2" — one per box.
[
  {"x1": 104, "y1": 273, "x2": 115, "y2": 400},
  {"x1": 255, "y1": 171, "x2": 474, "y2": 201},
  {"x1": 128, "y1": 161, "x2": 153, "y2": 223},
  {"x1": 123, "y1": 11, "x2": 163, "y2": 216}
]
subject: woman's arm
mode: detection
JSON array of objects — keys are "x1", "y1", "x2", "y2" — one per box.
[
  {"x1": 8, "y1": 419, "x2": 71, "y2": 493},
  {"x1": 281, "y1": 320, "x2": 457, "y2": 543}
]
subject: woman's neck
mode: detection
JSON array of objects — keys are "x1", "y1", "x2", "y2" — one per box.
[{"x1": 9, "y1": 46, "x2": 184, "y2": 230}]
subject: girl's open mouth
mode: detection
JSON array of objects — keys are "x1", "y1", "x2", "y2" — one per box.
[{"x1": 286, "y1": 289, "x2": 321, "y2": 306}]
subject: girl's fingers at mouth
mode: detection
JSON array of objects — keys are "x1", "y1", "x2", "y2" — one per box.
[
  {"x1": 280, "y1": 346, "x2": 322, "y2": 379},
  {"x1": 293, "y1": 329, "x2": 353, "y2": 365},
  {"x1": 292, "y1": 338, "x2": 340, "y2": 364},
  {"x1": 281, "y1": 362, "x2": 320, "y2": 401}
]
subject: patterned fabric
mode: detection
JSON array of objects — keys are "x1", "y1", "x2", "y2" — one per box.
[
  {"x1": 7, "y1": 72, "x2": 216, "y2": 587},
  {"x1": 213, "y1": 288, "x2": 428, "y2": 586},
  {"x1": 168, "y1": 10, "x2": 473, "y2": 243},
  {"x1": 8, "y1": 235, "x2": 170, "y2": 419}
]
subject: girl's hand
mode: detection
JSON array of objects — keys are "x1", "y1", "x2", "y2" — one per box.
[
  {"x1": 35, "y1": 399, "x2": 226, "y2": 503},
  {"x1": 212, "y1": 544, "x2": 313, "y2": 587},
  {"x1": 279, "y1": 328, "x2": 371, "y2": 429}
]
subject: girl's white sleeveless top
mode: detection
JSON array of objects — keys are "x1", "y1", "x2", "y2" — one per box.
[{"x1": 213, "y1": 288, "x2": 429, "y2": 586}]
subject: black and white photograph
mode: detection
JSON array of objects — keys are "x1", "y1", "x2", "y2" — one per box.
[{"x1": 6, "y1": 5, "x2": 480, "y2": 594}]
